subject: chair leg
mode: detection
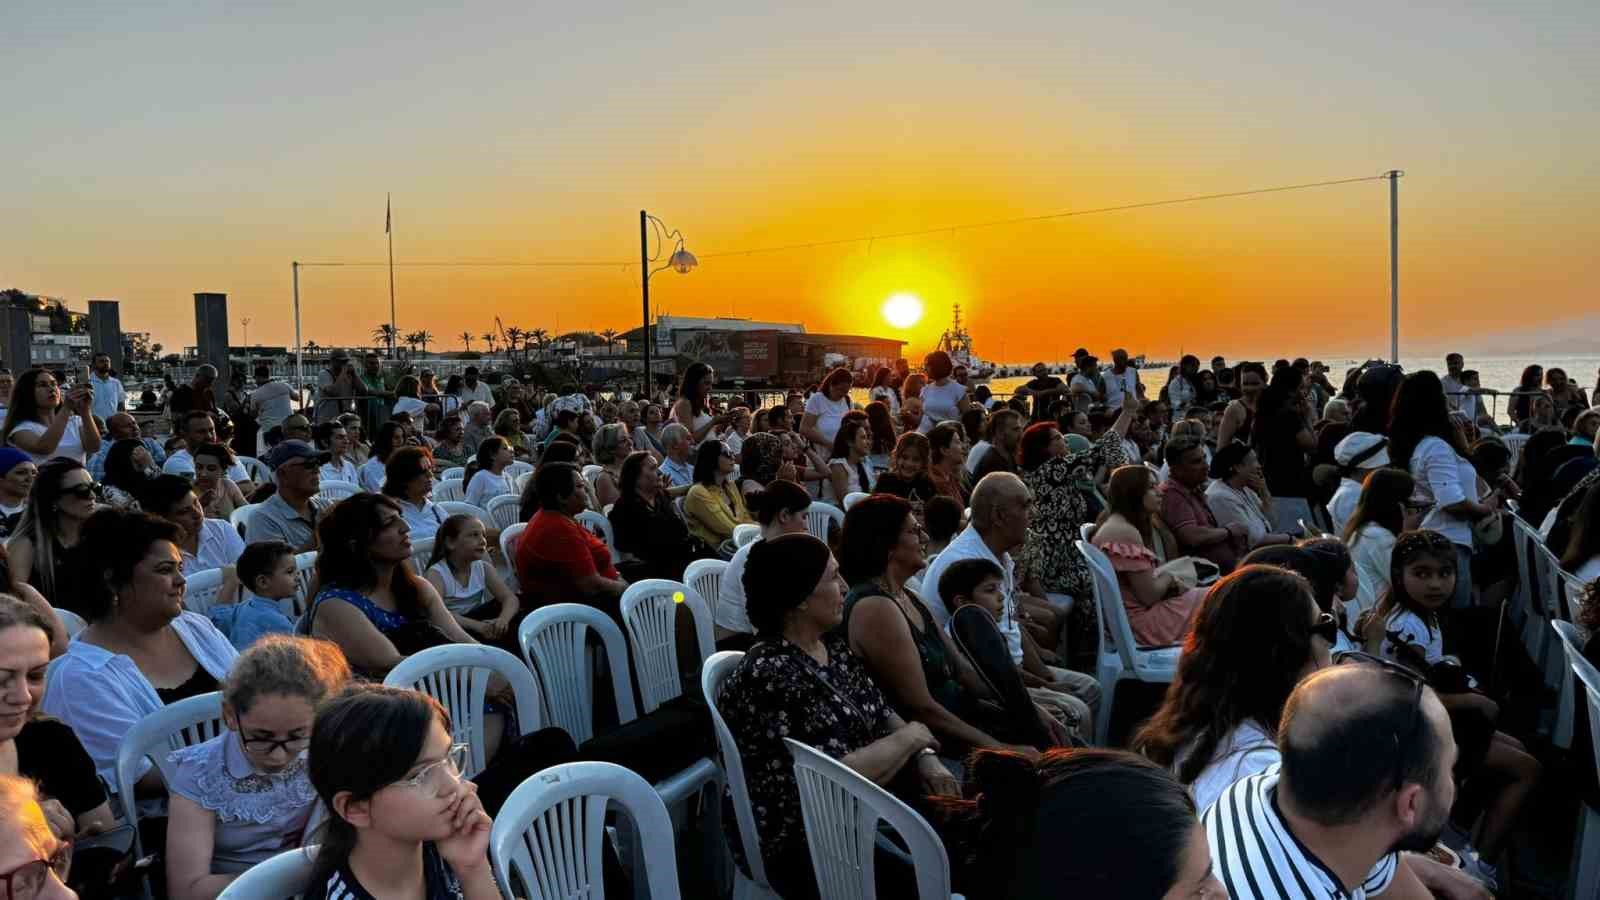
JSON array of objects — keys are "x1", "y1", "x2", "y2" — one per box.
[
  {"x1": 1094, "y1": 678, "x2": 1118, "y2": 747},
  {"x1": 1571, "y1": 807, "x2": 1599, "y2": 900}
]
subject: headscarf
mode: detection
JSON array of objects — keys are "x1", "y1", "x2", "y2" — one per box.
[{"x1": 740, "y1": 432, "x2": 785, "y2": 486}]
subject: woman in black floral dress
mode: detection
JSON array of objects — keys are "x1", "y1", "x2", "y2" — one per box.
[{"x1": 716, "y1": 533, "x2": 958, "y2": 900}]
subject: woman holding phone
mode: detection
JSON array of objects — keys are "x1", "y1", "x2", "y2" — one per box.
[{"x1": 2, "y1": 368, "x2": 102, "y2": 465}]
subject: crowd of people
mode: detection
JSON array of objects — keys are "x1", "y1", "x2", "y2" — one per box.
[{"x1": 0, "y1": 345, "x2": 1594, "y2": 899}]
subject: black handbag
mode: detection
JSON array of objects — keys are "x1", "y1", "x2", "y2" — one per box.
[{"x1": 578, "y1": 693, "x2": 715, "y2": 783}]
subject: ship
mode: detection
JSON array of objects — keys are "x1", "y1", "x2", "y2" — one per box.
[{"x1": 935, "y1": 303, "x2": 996, "y2": 381}]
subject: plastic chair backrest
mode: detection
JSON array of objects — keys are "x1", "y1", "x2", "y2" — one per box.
[
  {"x1": 574, "y1": 510, "x2": 617, "y2": 563},
  {"x1": 115, "y1": 692, "x2": 226, "y2": 863},
  {"x1": 53, "y1": 607, "x2": 86, "y2": 639},
  {"x1": 316, "y1": 479, "x2": 361, "y2": 501},
  {"x1": 407, "y1": 537, "x2": 435, "y2": 577},
  {"x1": 440, "y1": 466, "x2": 466, "y2": 482},
  {"x1": 515, "y1": 471, "x2": 533, "y2": 493},
  {"x1": 238, "y1": 456, "x2": 274, "y2": 486},
  {"x1": 619, "y1": 579, "x2": 714, "y2": 714},
  {"x1": 674, "y1": 495, "x2": 687, "y2": 521},
  {"x1": 517, "y1": 604, "x2": 638, "y2": 742},
  {"x1": 1077, "y1": 539, "x2": 1137, "y2": 668},
  {"x1": 1553, "y1": 620, "x2": 1600, "y2": 768},
  {"x1": 290, "y1": 551, "x2": 319, "y2": 618},
  {"x1": 733, "y1": 523, "x2": 761, "y2": 548},
  {"x1": 183, "y1": 567, "x2": 227, "y2": 614},
  {"x1": 384, "y1": 645, "x2": 542, "y2": 778},
  {"x1": 784, "y1": 737, "x2": 953, "y2": 900},
  {"x1": 684, "y1": 559, "x2": 727, "y2": 624},
  {"x1": 431, "y1": 479, "x2": 467, "y2": 503},
  {"x1": 231, "y1": 502, "x2": 262, "y2": 540},
  {"x1": 803, "y1": 502, "x2": 844, "y2": 543},
  {"x1": 437, "y1": 500, "x2": 492, "y2": 531},
  {"x1": 581, "y1": 464, "x2": 604, "y2": 493},
  {"x1": 490, "y1": 762, "x2": 681, "y2": 900},
  {"x1": 486, "y1": 494, "x2": 523, "y2": 532},
  {"x1": 843, "y1": 491, "x2": 870, "y2": 511},
  {"x1": 505, "y1": 461, "x2": 534, "y2": 482},
  {"x1": 499, "y1": 522, "x2": 527, "y2": 562},
  {"x1": 703, "y1": 651, "x2": 775, "y2": 890},
  {"x1": 215, "y1": 844, "x2": 319, "y2": 899},
  {"x1": 1080, "y1": 521, "x2": 1095, "y2": 542}
]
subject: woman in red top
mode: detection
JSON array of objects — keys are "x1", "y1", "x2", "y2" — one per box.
[{"x1": 514, "y1": 462, "x2": 626, "y2": 611}]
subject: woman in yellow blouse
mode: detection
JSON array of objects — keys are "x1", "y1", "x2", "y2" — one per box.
[{"x1": 684, "y1": 439, "x2": 752, "y2": 549}]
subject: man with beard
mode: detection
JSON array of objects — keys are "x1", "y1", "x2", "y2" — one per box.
[{"x1": 1205, "y1": 663, "x2": 1479, "y2": 900}]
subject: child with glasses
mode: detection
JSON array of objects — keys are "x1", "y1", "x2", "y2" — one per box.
[
  {"x1": 164, "y1": 636, "x2": 350, "y2": 900},
  {"x1": 305, "y1": 684, "x2": 497, "y2": 900},
  {"x1": 0, "y1": 774, "x2": 74, "y2": 900}
]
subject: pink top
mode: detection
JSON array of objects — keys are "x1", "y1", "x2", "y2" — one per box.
[{"x1": 1093, "y1": 539, "x2": 1202, "y2": 647}]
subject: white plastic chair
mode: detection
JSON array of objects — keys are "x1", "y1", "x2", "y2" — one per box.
[
  {"x1": 575, "y1": 509, "x2": 618, "y2": 564},
  {"x1": 684, "y1": 559, "x2": 727, "y2": 626},
  {"x1": 518, "y1": 604, "x2": 637, "y2": 745},
  {"x1": 183, "y1": 567, "x2": 227, "y2": 614},
  {"x1": 237, "y1": 456, "x2": 274, "y2": 487},
  {"x1": 432, "y1": 479, "x2": 467, "y2": 503},
  {"x1": 802, "y1": 502, "x2": 844, "y2": 543},
  {"x1": 674, "y1": 495, "x2": 687, "y2": 521},
  {"x1": 486, "y1": 493, "x2": 523, "y2": 532},
  {"x1": 52, "y1": 607, "x2": 86, "y2": 639},
  {"x1": 506, "y1": 460, "x2": 535, "y2": 480},
  {"x1": 316, "y1": 479, "x2": 361, "y2": 501},
  {"x1": 619, "y1": 579, "x2": 715, "y2": 714},
  {"x1": 784, "y1": 738, "x2": 960, "y2": 900},
  {"x1": 490, "y1": 762, "x2": 682, "y2": 900},
  {"x1": 409, "y1": 536, "x2": 435, "y2": 576},
  {"x1": 231, "y1": 502, "x2": 262, "y2": 539},
  {"x1": 732, "y1": 523, "x2": 761, "y2": 548},
  {"x1": 1079, "y1": 521, "x2": 1096, "y2": 542},
  {"x1": 1502, "y1": 432, "x2": 1530, "y2": 471},
  {"x1": 215, "y1": 845, "x2": 318, "y2": 899},
  {"x1": 116, "y1": 692, "x2": 226, "y2": 896},
  {"x1": 581, "y1": 463, "x2": 605, "y2": 494},
  {"x1": 500, "y1": 521, "x2": 526, "y2": 563},
  {"x1": 515, "y1": 471, "x2": 533, "y2": 493},
  {"x1": 440, "y1": 466, "x2": 466, "y2": 482},
  {"x1": 1552, "y1": 620, "x2": 1600, "y2": 900},
  {"x1": 437, "y1": 499, "x2": 492, "y2": 531},
  {"x1": 384, "y1": 644, "x2": 542, "y2": 779},
  {"x1": 1077, "y1": 539, "x2": 1180, "y2": 745},
  {"x1": 286, "y1": 551, "x2": 318, "y2": 618},
  {"x1": 842, "y1": 491, "x2": 870, "y2": 510},
  {"x1": 704, "y1": 652, "x2": 782, "y2": 900}
]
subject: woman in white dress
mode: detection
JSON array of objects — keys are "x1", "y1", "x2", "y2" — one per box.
[
  {"x1": 671, "y1": 361, "x2": 725, "y2": 445},
  {"x1": 917, "y1": 351, "x2": 969, "y2": 433},
  {"x1": 1341, "y1": 468, "x2": 1423, "y2": 617}
]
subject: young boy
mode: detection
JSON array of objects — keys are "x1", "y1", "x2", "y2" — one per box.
[
  {"x1": 207, "y1": 540, "x2": 298, "y2": 649},
  {"x1": 937, "y1": 557, "x2": 1007, "y2": 625}
]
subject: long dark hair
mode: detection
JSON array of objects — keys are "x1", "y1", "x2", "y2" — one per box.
[
  {"x1": 1133, "y1": 566, "x2": 1319, "y2": 784},
  {"x1": 371, "y1": 421, "x2": 404, "y2": 464},
  {"x1": 692, "y1": 439, "x2": 729, "y2": 487},
  {"x1": 315, "y1": 493, "x2": 425, "y2": 620},
  {"x1": 679, "y1": 362, "x2": 713, "y2": 416},
  {"x1": 838, "y1": 494, "x2": 914, "y2": 585},
  {"x1": 934, "y1": 748, "x2": 1197, "y2": 900},
  {"x1": 862, "y1": 400, "x2": 897, "y2": 455},
  {"x1": 103, "y1": 438, "x2": 153, "y2": 495},
  {"x1": 7, "y1": 458, "x2": 89, "y2": 601},
  {"x1": 307, "y1": 684, "x2": 450, "y2": 890},
  {"x1": 1250, "y1": 365, "x2": 1303, "y2": 445},
  {"x1": 1, "y1": 369, "x2": 59, "y2": 438},
  {"x1": 463, "y1": 436, "x2": 506, "y2": 485},
  {"x1": 1101, "y1": 465, "x2": 1157, "y2": 548},
  {"x1": 1561, "y1": 481, "x2": 1600, "y2": 571},
  {"x1": 829, "y1": 419, "x2": 873, "y2": 491},
  {"x1": 1342, "y1": 468, "x2": 1415, "y2": 545},
  {"x1": 1368, "y1": 529, "x2": 1455, "y2": 646},
  {"x1": 1388, "y1": 371, "x2": 1468, "y2": 469},
  {"x1": 612, "y1": 450, "x2": 653, "y2": 513}
]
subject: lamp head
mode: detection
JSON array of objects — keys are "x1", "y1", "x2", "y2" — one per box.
[{"x1": 669, "y1": 246, "x2": 698, "y2": 274}]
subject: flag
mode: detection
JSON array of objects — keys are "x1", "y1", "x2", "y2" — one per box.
[{"x1": 385, "y1": 193, "x2": 391, "y2": 234}]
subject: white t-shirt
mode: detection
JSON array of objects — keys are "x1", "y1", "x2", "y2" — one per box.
[
  {"x1": 320, "y1": 458, "x2": 360, "y2": 486},
  {"x1": 1408, "y1": 436, "x2": 1480, "y2": 547},
  {"x1": 1379, "y1": 608, "x2": 1444, "y2": 666},
  {"x1": 9, "y1": 417, "x2": 88, "y2": 465},
  {"x1": 918, "y1": 380, "x2": 967, "y2": 433},
  {"x1": 457, "y1": 382, "x2": 494, "y2": 407},
  {"x1": 163, "y1": 450, "x2": 250, "y2": 484},
  {"x1": 717, "y1": 536, "x2": 759, "y2": 635},
  {"x1": 823, "y1": 458, "x2": 866, "y2": 503},
  {"x1": 466, "y1": 469, "x2": 515, "y2": 507},
  {"x1": 393, "y1": 396, "x2": 429, "y2": 418},
  {"x1": 249, "y1": 380, "x2": 296, "y2": 429},
  {"x1": 1102, "y1": 367, "x2": 1141, "y2": 410},
  {"x1": 964, "y1": 440, "x2": 992, "y2": 475},
  {"x1": 179, "y1": 518, "x2": 247, "y2": 576},
  {"x1": 1182, "y1": 719, "x2": 1279, "y2": 815},
  {"x1": 1326, "y1": 477, "x2": 1363, "y2": 537},
  {"x1": 357, "y1": 457, "x2": 387, "y2": 493},
  {"x1": 869, "y1": 385, "x2": 900, "y2": 416},
  {"x1": 427, "y1": 559, "x2": 491, "y2": 615},
  {"x1": 397, "y1": 498, "x2": 448, "y2": 540},
  {"x1": 803, "y1": 392, "x2": 851, "y2": 448},
  {"x1": 1349, "y1": 523, "x2": 1396, "y2": 618}
]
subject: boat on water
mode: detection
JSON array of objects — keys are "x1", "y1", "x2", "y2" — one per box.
[{"x1": 935, "y1": 303, "x2": 996, "y2": 381}]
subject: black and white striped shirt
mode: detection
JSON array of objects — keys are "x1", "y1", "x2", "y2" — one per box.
[{"x1": 1205, "y1": 765, "x2": 1398, "y2": 900}]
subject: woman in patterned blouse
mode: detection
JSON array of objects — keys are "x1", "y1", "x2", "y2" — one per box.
[{"x1": 716, "y1": 533, "x2": 958, "y2": 900}]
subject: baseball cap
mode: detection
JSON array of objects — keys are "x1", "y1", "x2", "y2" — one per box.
[
  {"x1": 264, "y1": 440, "x2": 331, "y2": 470},
  {"x1": 0, "y1": 448, "x2": 32, "y2": 477},
  {"x1": 1334, "y1": 433, "x2": 1390, "y2": 469}
]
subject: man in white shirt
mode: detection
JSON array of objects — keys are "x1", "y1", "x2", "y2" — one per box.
[
  {"x1": 1438, "y1": 353, "x2": 1467, "y2": 412},
  {"x1": 88, "y1": 353, "x2": 126, "y2": 421},
  {"x1": 1206, "y1": 664, "x2": 1462, "y2": 900},
  {"x1": 248, "y1": 365, "x2": 296, "y2": 437},
  {"x1": 164, "y1": 409, "x2": 251, "y2": 488},
  {"x1": 456, "y1": 366, "x2": 495, "y2": 407},
  {"x1": 1068, "y1": 357, "x2": 1106, "y2": 412},
  {"x1": 1102, "y1": 349, "x2": 1142, "y2": 412},
  {"x1": 1327, "y1": 433, "x2": 1391, "y2": 535},
  {"x1": 658, "y1": 423, "x2": 695, "y2": 493}
]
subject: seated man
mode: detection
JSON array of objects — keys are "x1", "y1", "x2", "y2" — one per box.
[{"x1": 1159, "y1": 434, "x2": 1245, "y2": 573}]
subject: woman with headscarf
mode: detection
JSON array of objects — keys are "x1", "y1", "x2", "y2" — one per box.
[{"x1": 737, "y1": 432, "x2": 795, "y2": 499}]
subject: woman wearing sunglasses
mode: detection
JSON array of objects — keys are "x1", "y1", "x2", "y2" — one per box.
[
  {"x1": 682, "y1": 439, "x2": 752, "y2": 552},
  {"x1": 0, "y1": 774, "x2": 74, "y2": 900},
  {"x1": 5, "y1": 459, "x2": 98, "y2": 613},
  {"x1": 1132, "y1": 564, "x2": 1335, "y2": 812},
  {"x1": 305, "y1": 684, "x2": 497, "y2": 900}
]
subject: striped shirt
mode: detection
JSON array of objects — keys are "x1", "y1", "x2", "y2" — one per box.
[
  {"x1": 1205, "y1": 765, "x2": 1398, "y2": 900},
  {"x1": 306, "y1": 842, "x2": 463, "y2": 900}
]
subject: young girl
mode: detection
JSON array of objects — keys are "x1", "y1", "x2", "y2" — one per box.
[
  {"x1": 165, "y1": 635, "x2": 351, "y2": 900},
  {"x1": 305, "y1": 684, "x2": 498, "y2": 900},
  {"x1": 424, "y1": 514, "x2": 520, "y2": 646},
  {"x1": 192, "y1": 442, "x2": 247, "y2": 521},
  {"x1": 463, "y1": 437, "x2": 516, "y2": 509},
  {"x1": 1363, "y1": 529, "x2": 1540, "y2": 879}
]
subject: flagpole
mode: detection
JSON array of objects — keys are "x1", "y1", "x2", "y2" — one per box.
[{"x1": 386, "y1": 193, "x2": 397, "y2": 358}]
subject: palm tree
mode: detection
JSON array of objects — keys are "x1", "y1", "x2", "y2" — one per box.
[
  {"x1": 529, "y1": 328, "x2": 550, "y2": 358},
  {"x1": 415, "y1": 331, "x2": 435, "y2": 355},
  {"x1": 459, "y1": 331, "x2": 473, "y2": 352},
  {"x1": 402, "y1": 331, "x2": 422, "y2": 355},
  {"x1": 600, "y1": 328, "x2": 618, "y2": 352},
  {"x1": 371, "y1": 324, "x2": 398, "y2": 357},
  {"x1": 303, "y1": 340, "x2": 319, "y2": 354},
  {"x1": 504, "y1": 327, "x2": 525, "y2": 356},
  {"x1": 481, "y1": 332, "x2": 498, "y2": 354}
]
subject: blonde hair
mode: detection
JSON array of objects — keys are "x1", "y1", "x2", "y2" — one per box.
[
  {"x1": 0, "y1": 774, "x2": 52, "y2": 850},
  {"x1": 222, "y1": 635, "x2": 351, "y2": 715}
]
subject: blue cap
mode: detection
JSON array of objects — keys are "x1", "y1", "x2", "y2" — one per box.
[{"x1": 0, "y1": 448, "x2": 31, "y2": 476}]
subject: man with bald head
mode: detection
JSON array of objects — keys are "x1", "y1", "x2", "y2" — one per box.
[
  {"x1": 1206, "y1": 662, "x2": 1459, "y2": 900},
  {"x1": 86, "y1": 411, "x2": 167, "y2": 479}
]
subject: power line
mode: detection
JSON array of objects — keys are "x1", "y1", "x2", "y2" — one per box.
[{"x1": 296, "y1": 260, "x2": 626, "y2": 268}]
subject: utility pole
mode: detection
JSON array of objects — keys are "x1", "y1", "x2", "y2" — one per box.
[
  {"x1": 640, "y1": 210, "x2": 651, "y2": 400},
  {"x1": 1386, "y1": 170, "x2": 1403, "y2": 363}
]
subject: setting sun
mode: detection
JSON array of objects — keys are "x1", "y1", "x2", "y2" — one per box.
[{"x1": 882, "y1": 293, "x2": 924, "y2": 329}]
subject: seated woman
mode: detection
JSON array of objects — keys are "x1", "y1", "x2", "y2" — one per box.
[
  {"x1": 302, "y1": 493, "x2": 479, "y2": 679},
  {"x1": 0, "y1": 774, "x2": 76, "y2": 900},
  {"x1": 314, "y1": 421, "x2": 361, "y2": 486},
  {"x1": 143, "y1": 475, "x2": 246, "y2": 590},
  {"x1": 192, "y1": 442, "x2": 248, "y2": 521},
  {"x1": 425, "y1": 514, "x2": 521, "y2": 648},
  {"x1": 463, "y1": 437, "x2": 516, "y2": 509},
  {"x1": 607, "y1": 451, "x2": 702, "y2": 580},
  {"x1": 5, "y1": 459, "x2": 95, "y2": 612},
  {"x1": 823, "y1": 418, "x2": 874, "y2": 506},
  {"x1": 683, "y1": 439, "x2": 752, "y2": 551},
  {"x1": 165, "y1": 636, "x2": 351, "y2": 900},
  {"x1": 101, "y1": 437, "x2": 158, "y2": 509},
  {"x1": 41, "y1": 509, "x2": 239, "y2": 789},
  {"x1": 717, "y1": 533, "x2": 958, "y2": 900},
  {"x1": 381, "y1": 446, "x2": 449, "y2": 541},
  {"x1": 357, "y1": 422, "x2": 404, "y2": 494},
  {"x1": 517, "y1": 462, "x2": 627, "y2": 611},
  {"x1": 430, "y1": 416, "x2": 469, "y2": 469},
  {"x1": 1132, "y1": 565, "x2": 1334, "y2": 810},
  {"x1": 337, "y1": 414, "x2": 370, "y2": 466},
  {"x1": 938, "y1": 749, "x2": 1224, "y2": 900},
  {"x1": 1342, "y1": 468, "x2": 1422, "y2": 616},
  {"x1": 838, "y1": 495, "x2": 1053, "y2": 758},
  {"x1": 494, "y1": 409, "x2": 532, "y2": 461},
  {"x1": 926, "y1": 421, "x2": 970, "y2": 506},
  {"x1": 590, "y1": 423, "x2": 633, "y2": 510},
  {"x1": 872, "y1": 431, "x2": 940, "y2": 504},
  {"x1": 1203, "y1": 441, "x2": 1296, "y2": 550},
  {"x1": 736, "y1": 432, "x2": 796, "y2": 500},
  {"x1": 1090, "y1": 465, "x2": 1206, "y2": 647},
  {"x1": 716, "y1": 479, "x2": 811, "y2": 649}
]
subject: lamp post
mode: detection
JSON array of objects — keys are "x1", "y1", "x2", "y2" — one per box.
[{"x1": 639, "y1": 210, "x2": 697, "y2": 401}]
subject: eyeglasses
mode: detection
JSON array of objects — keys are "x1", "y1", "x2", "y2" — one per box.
[
  {"x1": 240, "y1": 734, "x2": 311, "y2": 755},
  {"x1": 389, "y1": 742, "x2": 469, "y2": 798},
  {"x1": 1309, "y1": 612, "x2": 1341, "y2": 644},
  {"x1": 1, "y1": 843, "x2": 72, "y2": 900},
  {"x1": 1335, "y1": 650, "x2": 1425, "y2": 788},
  {"x1": 61, "y1": 482, "x2": 100, "y2": 500}
]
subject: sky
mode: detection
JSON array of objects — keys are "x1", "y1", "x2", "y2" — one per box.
[{"x1": 4, "y1": 1, "x2": 1597, "y2": 362}]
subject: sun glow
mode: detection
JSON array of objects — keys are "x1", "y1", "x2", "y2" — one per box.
[{"x1": 882, "y1": 293, "x2": 924, "y2": 329}]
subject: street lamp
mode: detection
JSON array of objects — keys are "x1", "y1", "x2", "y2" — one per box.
[{"x1": 639, "y1": 210, "x2": 696, "y2": 400}]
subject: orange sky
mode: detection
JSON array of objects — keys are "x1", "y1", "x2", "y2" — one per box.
[{"x1": 5, "y1": 5, "x2": 1597, "y2": 361}]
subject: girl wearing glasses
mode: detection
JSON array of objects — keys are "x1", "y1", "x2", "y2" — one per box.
[
  {"x1": 305, "y1": 684, "x2": 496, "y2": 900},
  {"x1": 164, "y1": 636, "x2": 350, "y2": 900},
  {"x1": 5, "y1": 459, "x2": 98, "y2": 613},
  {"x1": 0, "y1": 775, "x2": 74, "y2": 900}
]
